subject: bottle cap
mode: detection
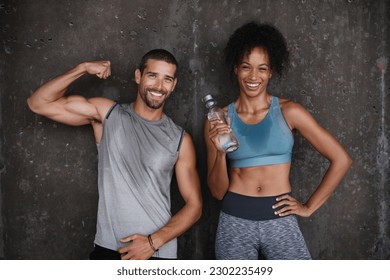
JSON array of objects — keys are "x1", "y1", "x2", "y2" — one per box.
[{"x1": 202, "y1": 94, "x2": 214, "y2": 104}]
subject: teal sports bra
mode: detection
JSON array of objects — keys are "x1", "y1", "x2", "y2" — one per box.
[{"x1": 227, "y1": 96, "x2": 294, "y2": 168}]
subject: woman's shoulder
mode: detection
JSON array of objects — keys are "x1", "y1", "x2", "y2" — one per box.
[
  {"x1": 277, "y1": 96, "x2": 306, "y2": 114},
  {"x1": 222, "y1": 101, "x2": 235, "y2": 113},
  {"x1": 277, "y1": 96, "x2": 315, "y2": 129}
]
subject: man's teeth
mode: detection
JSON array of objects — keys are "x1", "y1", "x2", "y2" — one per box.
[{"x1": 150, "y1": 91, "x2": 163, "y2": 97}]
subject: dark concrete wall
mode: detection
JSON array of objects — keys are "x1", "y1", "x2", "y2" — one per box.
[{"x1": 1, "y1": 0, "x2": 389, "y2": 259}]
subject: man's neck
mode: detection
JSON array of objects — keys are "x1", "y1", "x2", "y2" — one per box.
[{"x1": 133, "y1": 98, "x2": 164, "y2": 121}]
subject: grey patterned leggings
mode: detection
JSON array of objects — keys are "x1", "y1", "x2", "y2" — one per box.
[{"x1": 215, "y1": 212, "x2": 312, "y2": 260}]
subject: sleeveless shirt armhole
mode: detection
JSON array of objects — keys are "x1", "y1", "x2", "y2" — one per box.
[
  {"x1": 176, "y1": 129, "x2": 185, "y2": 152},
  {"x1": 105, "y1": 103, "x2": 119, "y2": 119},
  {"x1": 227, "y1": 103, "x2": 235, "y2": 120}
]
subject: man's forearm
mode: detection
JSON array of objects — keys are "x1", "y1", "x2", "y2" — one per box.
[
  {"x1": 27, "y1": 63, "x2": 87, "y2": 111},
  {"x1": 150, "y1": 199, "x2": 202, "y2": 251}
]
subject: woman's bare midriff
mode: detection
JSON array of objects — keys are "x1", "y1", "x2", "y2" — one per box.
[{"x1": 228, "y1": 163, "x2": 292, "y2": 197}]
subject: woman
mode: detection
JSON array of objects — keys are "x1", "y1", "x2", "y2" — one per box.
[{"x1": 204, "y1": 22, "x2": 352, "y2": 260}]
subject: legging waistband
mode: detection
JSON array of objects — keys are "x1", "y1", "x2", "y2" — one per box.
[{"x1": 221, "y1": 191, "x2": 290, "y2": 221}]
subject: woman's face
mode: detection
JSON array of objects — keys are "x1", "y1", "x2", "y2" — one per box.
[{"x1": 234, "y1": 47, "x2": 272, "y2": 98}]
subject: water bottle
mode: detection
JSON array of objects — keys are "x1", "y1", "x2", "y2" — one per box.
[{"x1": 202, "y1": 94, "x2": 239, "y2": 153}]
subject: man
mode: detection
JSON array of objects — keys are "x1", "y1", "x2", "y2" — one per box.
[{"x1": 27, "y1": 49, "x2": 202, "y2": 260}]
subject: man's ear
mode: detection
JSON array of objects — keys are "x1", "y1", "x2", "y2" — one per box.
[
  {"x1": 172, "y1": 78, "x2": 178, "y2": 92},
  {"x1": 135, "y1": 69, "x2": 141, "y2": 84}
]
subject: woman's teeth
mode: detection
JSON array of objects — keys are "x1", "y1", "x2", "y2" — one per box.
[{"x1": 246, "y1": 82, "x2": 260, "y2": 88}]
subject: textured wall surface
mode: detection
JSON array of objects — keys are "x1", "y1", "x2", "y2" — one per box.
[{"x1": 0, "y1": 0, "x2": 389, "y2": 259}]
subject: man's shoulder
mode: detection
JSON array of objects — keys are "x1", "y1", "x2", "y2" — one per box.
[{"x1": 88, "y1": 97, "x2": 116, "y2": 120}]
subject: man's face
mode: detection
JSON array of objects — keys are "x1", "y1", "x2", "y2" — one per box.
[{"x1": 135, "y1": 59, "x2": 177, "y2": 109}]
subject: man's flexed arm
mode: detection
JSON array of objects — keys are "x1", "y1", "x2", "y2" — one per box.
[{"x1": 27, "y1": 61, "x2": 112, "y2": 126}]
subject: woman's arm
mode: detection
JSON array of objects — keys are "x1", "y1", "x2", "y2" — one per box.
[{"x1": 274, "y1": 101, "x2": 352, "y2": 217}]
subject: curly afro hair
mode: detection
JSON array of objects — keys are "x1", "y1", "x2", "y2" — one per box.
[{"x1": 224, "y1": 21, "x2": 289, "y2": 79}]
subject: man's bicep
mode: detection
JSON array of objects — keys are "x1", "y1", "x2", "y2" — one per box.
[{"x1": 33, "y1": 95, "x2": 100, "y2": 126}]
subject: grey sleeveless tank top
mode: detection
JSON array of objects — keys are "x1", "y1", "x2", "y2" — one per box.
[{"x1": 94, "y1": 103, "x2": 184, "y2": 258}]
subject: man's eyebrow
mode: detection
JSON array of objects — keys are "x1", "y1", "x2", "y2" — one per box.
[
  {"x1": 145, "y1": 71, "x2": 175, "y2": 80},
  {"x1": 165, "y1": 74, "x2": 175, "y2": 80}
]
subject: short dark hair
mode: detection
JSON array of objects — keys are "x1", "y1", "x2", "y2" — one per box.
[
  {"x1": 224, "y1": 22, "x2": 289, "y2": 79},
  {"x1": 138, "y1": 49, "x2": 178, "y2": 77}
]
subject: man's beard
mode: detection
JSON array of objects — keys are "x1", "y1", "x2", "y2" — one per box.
[{"x1": 140, "y1": 88, "x2": 168, "y2": 109}]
